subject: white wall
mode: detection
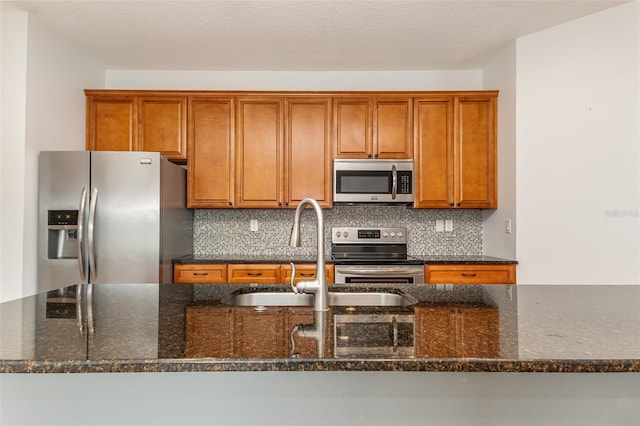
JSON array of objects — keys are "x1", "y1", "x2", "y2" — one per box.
[
  {"x1": 516, "y1": 1, "x2": 640, "y2": 284},
  {"x1": 105, "y1": 69, "x2": 482, "y2": 91},
  {"x1": 1, "y1": 8, "x2": 29, "y2": 303},
  {"x1": 0, "y1": 10, "x2": 104, "y2": 302},
  {"x1": 482, "y1": 42, "x2": 517, "y2": 260}
]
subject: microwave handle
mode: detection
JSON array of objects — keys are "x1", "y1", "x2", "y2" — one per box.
[{"x1": 391, "y1": 165, "x2": 397, "y2": 200}]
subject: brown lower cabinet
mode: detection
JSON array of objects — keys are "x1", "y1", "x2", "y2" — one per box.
[
  {"x1": 424, "y1": 264, "x2": 516, "y2": 284},
  {"x1": 174, "y1": 263, "x2": 334, "y2": 284},
  {"x1": 185, "y1": 305, "x2": 317, "y2": 358},
  {"x1": 414, "y1": 304, "x2": 499, "y2": 358}
]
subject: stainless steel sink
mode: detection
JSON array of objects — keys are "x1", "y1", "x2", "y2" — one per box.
[{"x1": 223, "y1": 290, "x2": 417, "y2": 307}]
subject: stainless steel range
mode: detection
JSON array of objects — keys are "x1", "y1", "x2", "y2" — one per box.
[{"x1": 331, "y1": 227, "x2": 425, "y2": 284}]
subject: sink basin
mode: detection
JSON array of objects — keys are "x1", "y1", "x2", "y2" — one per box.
[{"x1": 223, "y1": 290, "x2": 417, "y2": 307}]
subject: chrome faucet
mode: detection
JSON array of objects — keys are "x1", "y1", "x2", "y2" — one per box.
[{"x1": 289, "y1": 198, "x2": 328, "y2": 312}]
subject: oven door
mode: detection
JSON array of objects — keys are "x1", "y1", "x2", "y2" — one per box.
[{"x1": 334, "y1": 264, "x2": 425, "y2": 284}]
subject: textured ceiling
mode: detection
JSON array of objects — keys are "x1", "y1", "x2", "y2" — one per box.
[{"x1": 4, "y1": 0, "x2": 628, "y2": 70}]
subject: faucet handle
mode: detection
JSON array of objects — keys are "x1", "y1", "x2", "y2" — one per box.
[{"x1": 290, "y1": 262, "x2": 299, "y2": 294}]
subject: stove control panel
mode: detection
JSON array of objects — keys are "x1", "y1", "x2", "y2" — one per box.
[{"x1": 332, "y1": 227, "x2": 407, "y2": 244}]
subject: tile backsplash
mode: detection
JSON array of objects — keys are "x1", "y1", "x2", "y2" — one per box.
[{"x1": 194, "y1": 206, "x2": 482, "y2": 257}]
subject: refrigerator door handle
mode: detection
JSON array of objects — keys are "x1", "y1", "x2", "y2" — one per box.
[
  {"x1": 88, "y1": 187, "x2": 98, "y2": 282},
  {"x1": 86, "y1": 283, "x2": 95, "y2": 336},
  {"x1": 77, "y1": 187, "x2": 88, "y2": 282}
]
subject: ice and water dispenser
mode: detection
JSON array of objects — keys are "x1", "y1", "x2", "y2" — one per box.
[{"x1": 47, "y1": 210, "x2": 79, "y2": 259}]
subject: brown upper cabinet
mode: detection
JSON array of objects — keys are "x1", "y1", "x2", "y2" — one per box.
[
  {"x1": 86, "y1": 90, "x2": 497, "y2": 210},
  {"x1": 334, "y1": 97, "x2": 413, "y2": 159},
  {"x1": 235, "y1": 97, "x2": 284, "y2": 208},
  {"x1": 235, "y1": 96, "x2": 332, "y2": 208},
  {"x1": 414, "y1": 94, "x2": 497, "y2": 208},
  {"x1": 188, "y1": 96, "x2": 235, "y2": 208},
  {"x1": 85, "y1": 91, "x2": 187, "y2": 162}
]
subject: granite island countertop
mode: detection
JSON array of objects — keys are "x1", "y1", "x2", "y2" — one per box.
[{"x1": 0, "y1": 283, "x2": 637, "y2": 374}]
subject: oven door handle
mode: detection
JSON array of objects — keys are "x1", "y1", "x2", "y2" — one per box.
[{"x1": 335, "y1": 267, "x2": 421, "y2": 276}]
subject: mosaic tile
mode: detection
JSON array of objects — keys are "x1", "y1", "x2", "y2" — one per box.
[{"x1": 194, "y1": 206, "x2": 482, "y2": 256}]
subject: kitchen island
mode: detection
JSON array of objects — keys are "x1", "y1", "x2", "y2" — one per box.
[{"x1": 1, "y1": 283, "x2": 639, "y2": 425}]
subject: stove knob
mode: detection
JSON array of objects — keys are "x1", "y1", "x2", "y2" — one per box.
[
  {"x1": 390, "y1": 232, "x2": 396, "y2": 237},
  {"x1": 344, "y1": 231, "x2": 349, "y2": 238},
  {"x1": 398, "y1": 231, "x2": 403, "y2": 237},
  {"x1": 336, "y1": 231, "x2": 342, "y2": 238},
  {"x1": 383, "y1": 232, "x2": 389, "y2": 238}
]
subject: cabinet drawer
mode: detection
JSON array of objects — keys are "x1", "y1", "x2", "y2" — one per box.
[
  {"x1": 425, "y1": 264, "x2": 516, "y2": 284},
  {"x1": 228, "y1": 264, "x2": 281, "y2": 284},
  {"x1": 174, "y1": 264, "x2": 227, "y2": 284},
  {"x1": 281, "y1": 264, "x2": 335, "y2": 284}
]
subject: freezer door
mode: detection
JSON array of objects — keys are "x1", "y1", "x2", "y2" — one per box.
[
  {"x1": 38, "y1": 151, "x2": 90, "y2": 293},
  {"x1": 90, "y1": 152, "x2": 161, "y2": 283}
]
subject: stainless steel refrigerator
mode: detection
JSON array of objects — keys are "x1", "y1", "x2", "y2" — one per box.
[{"x1": 38, "y1": 151, "x2": 192, "y2": 293}]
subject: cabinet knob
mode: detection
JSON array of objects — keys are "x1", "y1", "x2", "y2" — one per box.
[
  {"x1": 367, "y1": 154, "x2": 372, "y2": 158},
  {"x1": 449, "y1": 202, "x2": 455, "y2": 207},
  {"x1": 374, "y1": 153, "x2": 379, "y2": 159},
  {"x1": 285, "y1": 201, "x2": 289, "y2": 206},
  {"x1": 228, "y1": 201, "x2": 233, "y2": 206},
  {"x1": 278, "y1": 201, "x2": 283, "y2": 206},
  {"x1": 456, "y1": 202, "x2": 461, "y2": 207}
]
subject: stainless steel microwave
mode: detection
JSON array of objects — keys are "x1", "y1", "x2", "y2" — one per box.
[{"x1": 333, "y1": 159, "x2": 414, "y2": 204}]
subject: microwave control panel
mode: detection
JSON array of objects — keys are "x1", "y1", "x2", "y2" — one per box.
[{"x1": 397, "y1": 171, "x2": 412, "y2": 194}]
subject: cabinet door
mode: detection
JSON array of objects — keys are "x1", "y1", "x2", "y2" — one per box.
[
  {"x1": 373, "y1": 97, "x2": 413, "y2": 159},
  {"x1": 424, "y1": 264, "x2": 516, "y2": 284},
  {"x1": 235, "y1": 307, "x2": 284, "y2": 358},
  {"x1": 285, "y1": 98, "x2": 333, "y2": 207},
  {"x1": 414, "y1": 97, "x2": 455, "y2": 208},
  {"x1": 188, "y1": 97, "x2": 235, "y2": 208},
  {"x1": 227, "y1": 264, "x2": 281, "y2": 284},
  {"x1": 281, "y1": 264, "x2": 335, "y2": 284},
  {"x1": 455, "y1": 307, "x2": 499, "y2": 358},
  {"x1": 138, "y1": 96, "x2": 187, "y2": 161},
  {"x1": 174, "y1": 263, "x2": 227, "y2": 284},
  {"x1": 235, "y1": 98, "x2": 284, "y2": 207},
  {"x1": 456, "y1": 96, "x2": 497, "y2": 208},
  {"x1": 185, "y1": 305, "x2": 235, "y2": 358},
  {"x1": 86, "y1": 96, "x2": 137, "y2": 152},
  {"x1": 333, "y1": 97, "x2": 372, "y2": 158}
]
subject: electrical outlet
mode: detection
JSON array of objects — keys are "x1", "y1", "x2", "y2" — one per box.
[
  {"x1": 250, "y1": 219, "x2": 259, "y2": 232},
  {"x1": 445, "y1": 219, "x2": 453, "y2": 232},
  {"x1": 435, "y1": 220, "x2": 444, "y2": 232}
]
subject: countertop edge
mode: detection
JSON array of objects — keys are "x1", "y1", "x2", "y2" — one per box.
[
  {"x1": 173, "y1": 256, "x2": 518, "y2": 265},
  {"x1": 2, "y1": 359, "x2": 638, "y2": 374}
]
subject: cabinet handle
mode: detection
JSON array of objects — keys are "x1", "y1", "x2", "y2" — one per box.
[
  {"x1": 300, "y1": 272, "x2": 314, "y2": 277},
  {"x1": 461, "y1": 273, "x2": 477, "y2": 277},
  {"x1": 193, "y1": 272, "x2": 209, "y2": 276},
  {"x1": 247, "y1": 272, "x2": 263, "y2": 276}
]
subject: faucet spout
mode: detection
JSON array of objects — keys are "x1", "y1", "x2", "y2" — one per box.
[{"x1": 289, "y1": 198, "x2": 328, "y2": 311}]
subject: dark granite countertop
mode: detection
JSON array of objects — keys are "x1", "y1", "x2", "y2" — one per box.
[
  {"x1": 173, "y1": 254, "x2": 331, "y2": 264},
  {"x1": 174, "y1": 254, "x2": 517, "y2": 265},
  {"x1": 1, "y1": 283, "x2": 637, "y2": 374}
]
